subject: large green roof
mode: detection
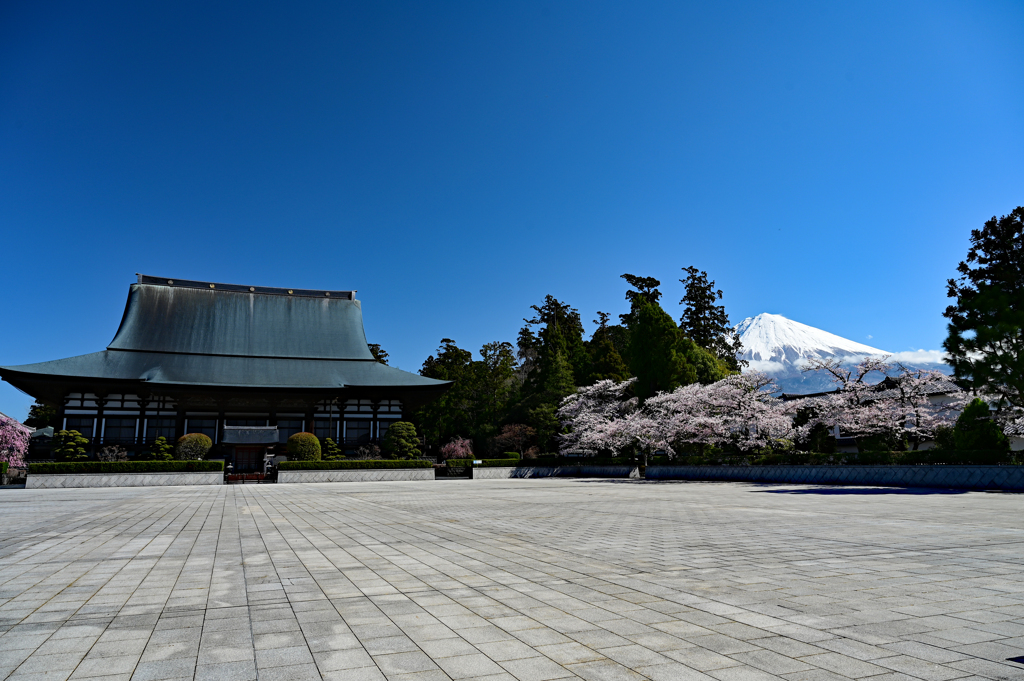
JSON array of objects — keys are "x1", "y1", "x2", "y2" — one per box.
[{"x1": 0, "y1": 275, "x2": 448, "y2": 393}]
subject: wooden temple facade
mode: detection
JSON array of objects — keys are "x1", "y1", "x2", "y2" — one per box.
[{"x1": 0, "y1": 275, "x2": 450, "y2": 471}]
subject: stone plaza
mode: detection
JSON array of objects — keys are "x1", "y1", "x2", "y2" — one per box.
[{"x1": 0, "y1": 479, "x2": 1022, "y2": 681}]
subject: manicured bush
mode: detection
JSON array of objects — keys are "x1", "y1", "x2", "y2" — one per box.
[
  {"x1": 287, "y1": 432, "x2": 321, "y2": 461},
  {"x1": 323, "y1": 437, "x2": 344, "y2": 460},
  {"x1": 52, "y1": 430, "x2": 90, "y2": 462},
  {"x1": 278, "y1": 459, "x2": 433, "y2": 470},
  {"x1": 1, "y1": 462, "x2": 8, "y2": 476},
  {"x1": 144, "y1": 436, "x2": 174, "y2": 461},
  {"x1": 29, "y1": 461, "x2": 224, "y2": 475},
  {"x1": 382, "y1": 422, "x2": 421, "y2": 459},
  {"x1": 502, "y1": 452, "x2": 521, "y2": 461},
  {"x1": 176, "y1": 433, "x2": 213, "y2": 460}
]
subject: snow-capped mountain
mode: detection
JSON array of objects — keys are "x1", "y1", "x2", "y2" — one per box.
[{"x1": 735, "y1": 313, "x2": 949, "y2": 393}]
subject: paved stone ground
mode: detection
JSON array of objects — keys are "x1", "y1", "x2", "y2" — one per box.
[{"x1": 0, "y1": 480, "x2": 1022, "y2": 681}]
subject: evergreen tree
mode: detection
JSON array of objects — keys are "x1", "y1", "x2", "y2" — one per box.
[
  {"x1": 952, "y1": 398, "x2": 1009, "y2": 452},
  {"x1": 24, "y1": 400, "x2": 56, "y2": 429},
  {"x1": 679, "y1": 266, "x2": 744, "y2": 370},
  {"x1": 415, "y1": 338, "x2": 474, "y2": 449},
  {"x1": 944, "y1": 207, "x2": 1024, "y2": 409},
  {"x1": 586, "y1": 312, "x2": 630, "y2": 384},
  {"x1": 52, "y1": 430, "x2": 89, "y2": 461},
  {"x1": 367, "y1": 344, "x2": 389, "y2": 365},
  {"x1": 622, "y1": 275, "x2": 728, "y2": 401},
  {"x1": 382, "y1": 422, "x2": 422, "y2": 459}
]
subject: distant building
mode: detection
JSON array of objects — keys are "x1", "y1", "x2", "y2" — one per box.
[{"x1": 0, "y1": 275, "x2": 450, "y2": 470}]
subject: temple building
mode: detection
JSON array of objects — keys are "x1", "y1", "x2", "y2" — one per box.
[{"x1": 0, "y1": 275, "x2": 450, "y2": 470}]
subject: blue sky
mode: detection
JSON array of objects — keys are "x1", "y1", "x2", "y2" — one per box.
[{"x1": 1, "y1": 1, "x2": 1023, "y2": 420}]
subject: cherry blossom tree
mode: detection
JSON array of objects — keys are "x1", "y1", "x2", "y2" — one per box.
[
  {"x1": 0, "y1": 414, "x2": 29, "y2": 469},
  {"x1": 557, "y1": 378, "x2": 637, "y2": 456},
  {"x1": 439, "y1": 437, "x2": 473, "y2": 460},
  {"x1": 796, "y1": 357, "x2": 964, "y2": 451}
]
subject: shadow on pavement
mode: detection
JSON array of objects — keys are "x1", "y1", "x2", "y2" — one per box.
[{"x1": 752, "y1": 486, "x2": 969, "y2": 495}]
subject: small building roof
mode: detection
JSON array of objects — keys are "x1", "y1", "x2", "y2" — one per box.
[{"x1": 0, "y1": 275, "x2": 449, "y2": 395}]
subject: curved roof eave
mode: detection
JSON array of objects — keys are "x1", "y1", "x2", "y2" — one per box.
[{"x1": 0, "y1": 350, "x2": 451, "y2": 391}]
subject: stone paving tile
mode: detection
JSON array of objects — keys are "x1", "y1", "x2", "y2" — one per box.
[{"x1": 0, "y1": 480, "x2": 1022, "y2": 680}]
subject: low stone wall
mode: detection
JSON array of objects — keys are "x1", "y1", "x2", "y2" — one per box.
[
  {"x1": 471, "y1": 465, "x2": 639, "y2": 479},
  {"x1": 277, "y1": 469, "x2": 435, "y2": 484},
  {"x1": 27, "y1": 472, "x2": 224, "y2": 489},
  {"x1": 645, "y1": 465, "x2": 1024, "y2": 491}
]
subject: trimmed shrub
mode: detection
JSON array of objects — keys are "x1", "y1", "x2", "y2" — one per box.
[
  {"x1": 29, "y1": 461, "x2": 224, "y2": 475},
  {"x1": 382, "y1": 422, "x2": 421, "y2": 459},
  {"x1": 52, "y1": 430, "x2": 90, "y2": 462},
  {"x1": 323, "y1": 437, "x2": 344, "y2": 460},
  {"x1": 287, "y1": 432, "x2": 321, "y2": 461},
  {"x1": 502, "y1": 452, "x2": 521, "y2": 461},
  {"x1": 278, "y1": 459, "x2": 432, "y2": 470},
  {"x1": 1, "y1": 462, "x2": 8, "y2": 476},
  {"x1": 144, "y1": 436, "x2": 174, "y2": 461},
  {"x1": 176, "y1": 433, "x2": 213, "y2": 460}
]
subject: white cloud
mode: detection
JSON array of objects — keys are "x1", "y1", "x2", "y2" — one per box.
[
  {"x1": 866, "y1": 334, "x2": 873, "y2": 339},
  {"x1": 886, "y1": 349, "x2": 948, "y2": 365}
]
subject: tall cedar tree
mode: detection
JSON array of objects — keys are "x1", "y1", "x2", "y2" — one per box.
[
  {"x1": 414, "y1": 339, "x2": 520, "y2": 452},
  {"x1": 944, "y1": 207, "x2": 1024, "y2": 409},
  {"x1": 586, "y1": 312, "x2": 630, "y2": 383},
  {"x1": 24, "y1": 400, "x2": 57, "y2": 429},
  {"x1": 367, "y1": 344, "x2": 389, "y2": 365},
  {"x1": 513, "y1": 295, "x2": 588, "y2": 451},
  {"x1": 621, "y1": 275, "x2": 728, "y2": 401},
  {"x1": 679, "y1": 266, "x2": 745, "y2": 370},
  {"x1": 415, "y1": 339, "x2": 474, "y2": 448}
]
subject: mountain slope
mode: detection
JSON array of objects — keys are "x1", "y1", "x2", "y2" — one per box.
[{"x1": 735, "y1": 313, "x2": 947, "y2": 393}]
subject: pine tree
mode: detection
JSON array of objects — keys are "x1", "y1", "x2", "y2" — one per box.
[
  {"x1": 679, "y1": 266, "x2": 744, "y2": 370},
  {"x1": 944, "y1": 207, "x2": 1024, "y2": 409},
  {"x1": 587, "y1": 312, "x2": 630, "y2": 383}
]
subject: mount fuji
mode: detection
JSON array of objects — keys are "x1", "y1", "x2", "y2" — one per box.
[{"x1": 734, "y1": 313, "x2": 950, "y2": 393}]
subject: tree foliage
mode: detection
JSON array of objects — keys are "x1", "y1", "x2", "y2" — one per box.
[
  {"x1": 412, "y1": 269, "x2": 742, "y2": 456},
  {"x1": 286, "y1": 432, "x2": 321, "y2": 461},
  {"x1": 53, "y1": 429, "x2": 90, "y2": 461},
  {"x1": 176, "y1": 433, "x2": 213, "y2": 461},
  {"x1": 679, "y1": 266, "x2": 745, "y2": 370},
  {"x1": 382, "y1": 421, "x2": 421, "y2": 459},
  {"x1": 0, "y1": 414, "x2": 29, "y2": 468},
  {"x1": 952, "y1": 398, "x2": 1008, "y2": 452},
  {"x1": 24, "y1": 400, "x2": 57, "y2": 429},
  {"x1": 944, "y1": 206, "x2": 1024, "y2": 409},
  {"x1": 368, "y1": 344, "x2": 389, "y2": 365}
]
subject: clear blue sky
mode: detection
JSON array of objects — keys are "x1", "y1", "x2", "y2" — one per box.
[{"x1": 2, "y1": 1, "x2": 1022, "y2": 420}]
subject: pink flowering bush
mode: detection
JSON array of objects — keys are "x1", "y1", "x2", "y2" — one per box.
[
  {"x1": 0, "y1": 414, "x2": 29, "y2": 469},
  {"x1": 439, "y1": 437, "x2": 473, "y2": 460}
]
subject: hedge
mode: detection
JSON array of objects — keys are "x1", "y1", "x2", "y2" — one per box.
[
  {"x1": 446, "y1": 458, "x2": 631, "y2": 468},
  {"x1": 29, "y1": 461, "x2": 225, "y2": 475},
  {"x1": 656, "y1": 451, "x2": 1021, "y2": 467},
  {"x1": 278, "y1": 459, "x2": 433, "y2": 470},
  {"x1": 1, "y1": 462, "x2": 7, "y2": 476}
]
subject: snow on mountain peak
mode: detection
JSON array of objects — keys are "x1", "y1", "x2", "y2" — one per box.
[{"x1": 735, "y1": 313, "x2": 888, "y2": 369}]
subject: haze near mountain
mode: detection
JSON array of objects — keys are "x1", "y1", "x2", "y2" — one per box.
[{"x1": 735, "y1": 313, "x2": 949, "y2": 393}]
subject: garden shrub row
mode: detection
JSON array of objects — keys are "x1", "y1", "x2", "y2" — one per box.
[
  {"x1": 446, "y1": 456, "x2": 634, "y2": 468},
  {"x1": 29, "y1": 461, "x2": 224, "y2": 475},
  {"x1": 278, "y1": 459, "x2": 433, "y2": 470},
  {"x1": 654, "y1": 450, "x2": 1021, "y2": 467}
]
